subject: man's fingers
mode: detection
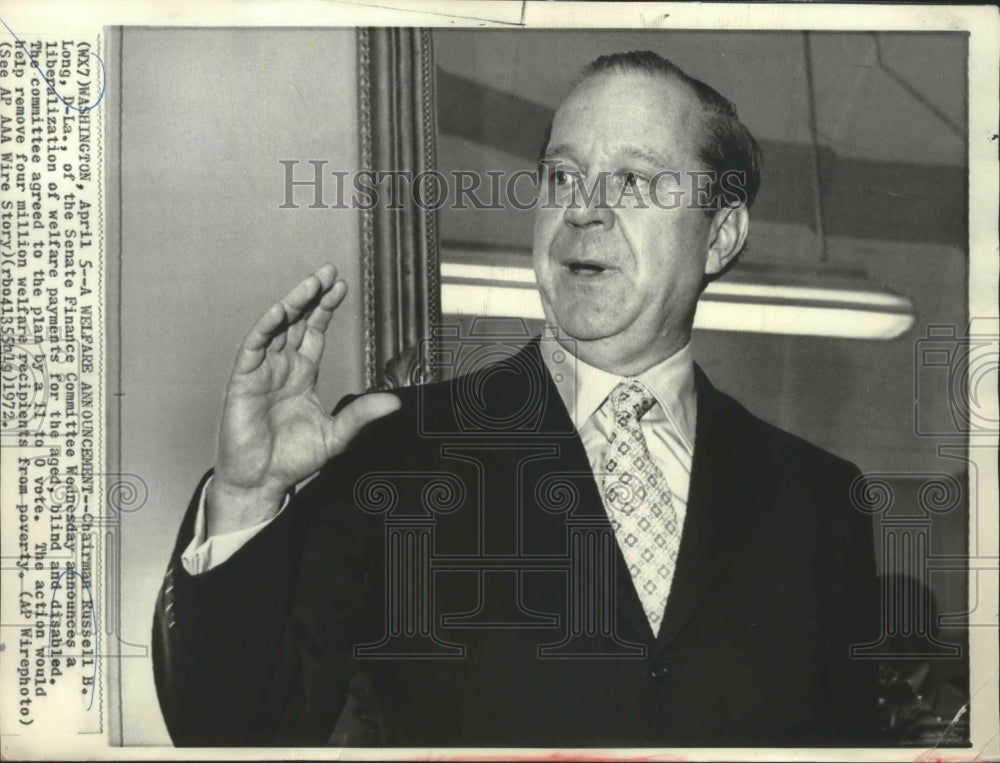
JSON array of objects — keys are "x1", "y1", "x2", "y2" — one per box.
[
  {"x1": 233, "y1": 301, "x2": 286, "y2": 374},
  {"x1": 233, "y1": 265, "x2": 339, "y2": 374},
  {"x1": 300, "y1": 280, "x2": 348, "y2": 364},
  {"x1": 278, "y1": 264, "x2": 337, "y2": 326},
  {"x1": 326, "y1": 393, "x2": 402, "y2": 454},
  {"x1": 244, "y1": 301, "x2": 285, "y2": 351},
  {"x1": 282, "y1": 266, "x2": 341, "y2": 352},
  {"x1": 307, "y1": 280, "x2": 348, "y2": 332},
  {"x1": 286, "y1": 310, "x2": 309, "y2": 351}
]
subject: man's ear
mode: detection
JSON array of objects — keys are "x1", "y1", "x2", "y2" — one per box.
[{"x1": 704, "y1": 205, "x2": 749, "y2": 276}]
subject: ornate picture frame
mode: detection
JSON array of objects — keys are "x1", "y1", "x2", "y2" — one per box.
[{"x1": 358, "y1": 27, "x2": 441, "y2": 390}]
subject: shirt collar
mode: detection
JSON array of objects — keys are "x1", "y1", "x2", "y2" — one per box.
[{"x1": 539, "y1": 325, "x2": 697, "y2": 446}]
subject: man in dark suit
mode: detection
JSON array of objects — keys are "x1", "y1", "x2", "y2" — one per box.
[{"x1": 153, "y1": 51, "x2": 879, "y2": 747}]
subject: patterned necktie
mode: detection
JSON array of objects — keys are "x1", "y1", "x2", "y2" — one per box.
[{"x1": 600, "y1": 379, "x2": 681, "y2": 636}]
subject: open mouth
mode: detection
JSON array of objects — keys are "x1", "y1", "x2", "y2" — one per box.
[{"x1": 564, "y1": 260, "x2": 612, "y2": 277}]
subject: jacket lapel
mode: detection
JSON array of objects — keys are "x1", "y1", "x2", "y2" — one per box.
[
  {"x1": 484, "y1": 340, "x2": 654, "y2": 641},
  {"x1": 508, "y1": 338, "x2": 672, "y2": 645},
  {"x1": 652, "y1": 364, "x2": 768, "y2": 652}
]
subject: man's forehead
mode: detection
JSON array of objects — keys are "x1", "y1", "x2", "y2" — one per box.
[
  {"x1": 548, "y1": 70, "x2": 703, "y2": 159},
  {"x1": 543, "y1": 142, "x2": 673, "y2": 169}
]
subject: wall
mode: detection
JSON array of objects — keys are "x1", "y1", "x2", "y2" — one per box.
[{"x1": 116, "y1": 28, "x2": 362, "y2": 745}]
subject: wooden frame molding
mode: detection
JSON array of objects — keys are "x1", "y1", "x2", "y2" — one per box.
[{"x1": 358, "y1": 27, "x2": 441, "y2": 391}]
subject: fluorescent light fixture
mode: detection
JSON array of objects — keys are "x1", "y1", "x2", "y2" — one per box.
[
  {"x1": 442, "y1": 281, "x2": 546, "y2": 320},
  {"x1": 693, "y1": 301, "x2": 913, "y2": 339},
  {"x1": 440, "y1": 254, "x2": 915, "y2": 341}
]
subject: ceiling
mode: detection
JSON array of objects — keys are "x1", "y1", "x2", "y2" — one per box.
[{"x1": 434, "y1": 30, "x2": 966, "y2": 165}]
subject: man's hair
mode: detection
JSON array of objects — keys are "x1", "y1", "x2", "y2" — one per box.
[{"x1": 577, "y1": 50, "x2": 763, "y2": 212}]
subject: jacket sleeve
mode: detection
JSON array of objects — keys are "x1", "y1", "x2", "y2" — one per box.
[
  {"x1": 814, "y1": 461, "x2": 881, "y2": 743},
  {"x1": 152, "y1": 455, "x2": 379, "y2": 746}
]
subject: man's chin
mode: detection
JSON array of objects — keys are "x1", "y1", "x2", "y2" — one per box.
[
  {"x1": 538, "y1": 296, "x2": 632, "y2": 343},
  {"x1": 546, "y1": 313, "x2": 621, "y2": 343}
]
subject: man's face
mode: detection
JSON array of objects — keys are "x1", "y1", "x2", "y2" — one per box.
[{"x1": 533, "y1": 71, "x2": 722, "y2": 375}]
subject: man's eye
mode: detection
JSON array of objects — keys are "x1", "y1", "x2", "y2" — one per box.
[
  {"x1": 621, "y1": 171, "x2": 644, "y2": 189},
  {"x1": 552, "y1": 169, "x2": 572, "y2": 186}
]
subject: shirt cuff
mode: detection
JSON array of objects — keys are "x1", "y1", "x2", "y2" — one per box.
[{"x1": 180, "y1": 476, "x2": 290, "y2": 575}]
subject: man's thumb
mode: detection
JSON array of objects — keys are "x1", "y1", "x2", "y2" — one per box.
[{"x1": 327, "y1": 393, "x2": 402, "y2": 452}]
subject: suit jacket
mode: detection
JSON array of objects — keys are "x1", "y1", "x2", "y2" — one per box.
[{"x1": 153, "y1": 339, "x2": 879, "y2": 747}]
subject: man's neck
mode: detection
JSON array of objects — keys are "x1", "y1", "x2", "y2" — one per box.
[{"x1": 539, "y1": 328, "x2": 697, "y2": 440}]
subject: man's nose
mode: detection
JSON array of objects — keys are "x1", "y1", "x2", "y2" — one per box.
[{"x1": 563, "y1": 182, "x2": 615, "y2": 229}]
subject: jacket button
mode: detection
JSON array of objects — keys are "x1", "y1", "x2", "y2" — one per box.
[{"x1": 649, "y1": 663, "x2": 669, "y2": 681}]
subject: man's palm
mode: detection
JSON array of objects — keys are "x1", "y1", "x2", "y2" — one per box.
[{"x1": 220, "y1": 344, "x2": 333, "y2": 493}]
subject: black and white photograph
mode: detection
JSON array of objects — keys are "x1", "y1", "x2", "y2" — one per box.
[{"x1": 0, "y1": 2, "x2": 997, "y2": 759}]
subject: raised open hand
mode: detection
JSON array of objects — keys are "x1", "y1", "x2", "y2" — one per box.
[{"x1": 207, "y1": 264, "x2": 400, "y2": 535}]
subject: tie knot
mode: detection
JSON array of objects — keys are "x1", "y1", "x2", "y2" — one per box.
[{"x1": 609, "y1": 379, "x2": 656, "y2": 422}]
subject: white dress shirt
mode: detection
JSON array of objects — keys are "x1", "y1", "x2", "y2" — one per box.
[
  {"x1": 180, "y1": 480, "x2": 291, "y2": 574},
  {"x1": 539, "y1": 328, "x2": 696, "y2": 606},
  {"x1": 182, "y1": 330, "x2": 697, "y2": 577}
]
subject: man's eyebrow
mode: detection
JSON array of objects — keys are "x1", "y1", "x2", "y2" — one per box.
[
  {"x1": 540, "y1": 144, "x2": 577, "y2": 163},
  {"x1": 619, "y1": 146, "x2": 672, "y2": 167}
]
